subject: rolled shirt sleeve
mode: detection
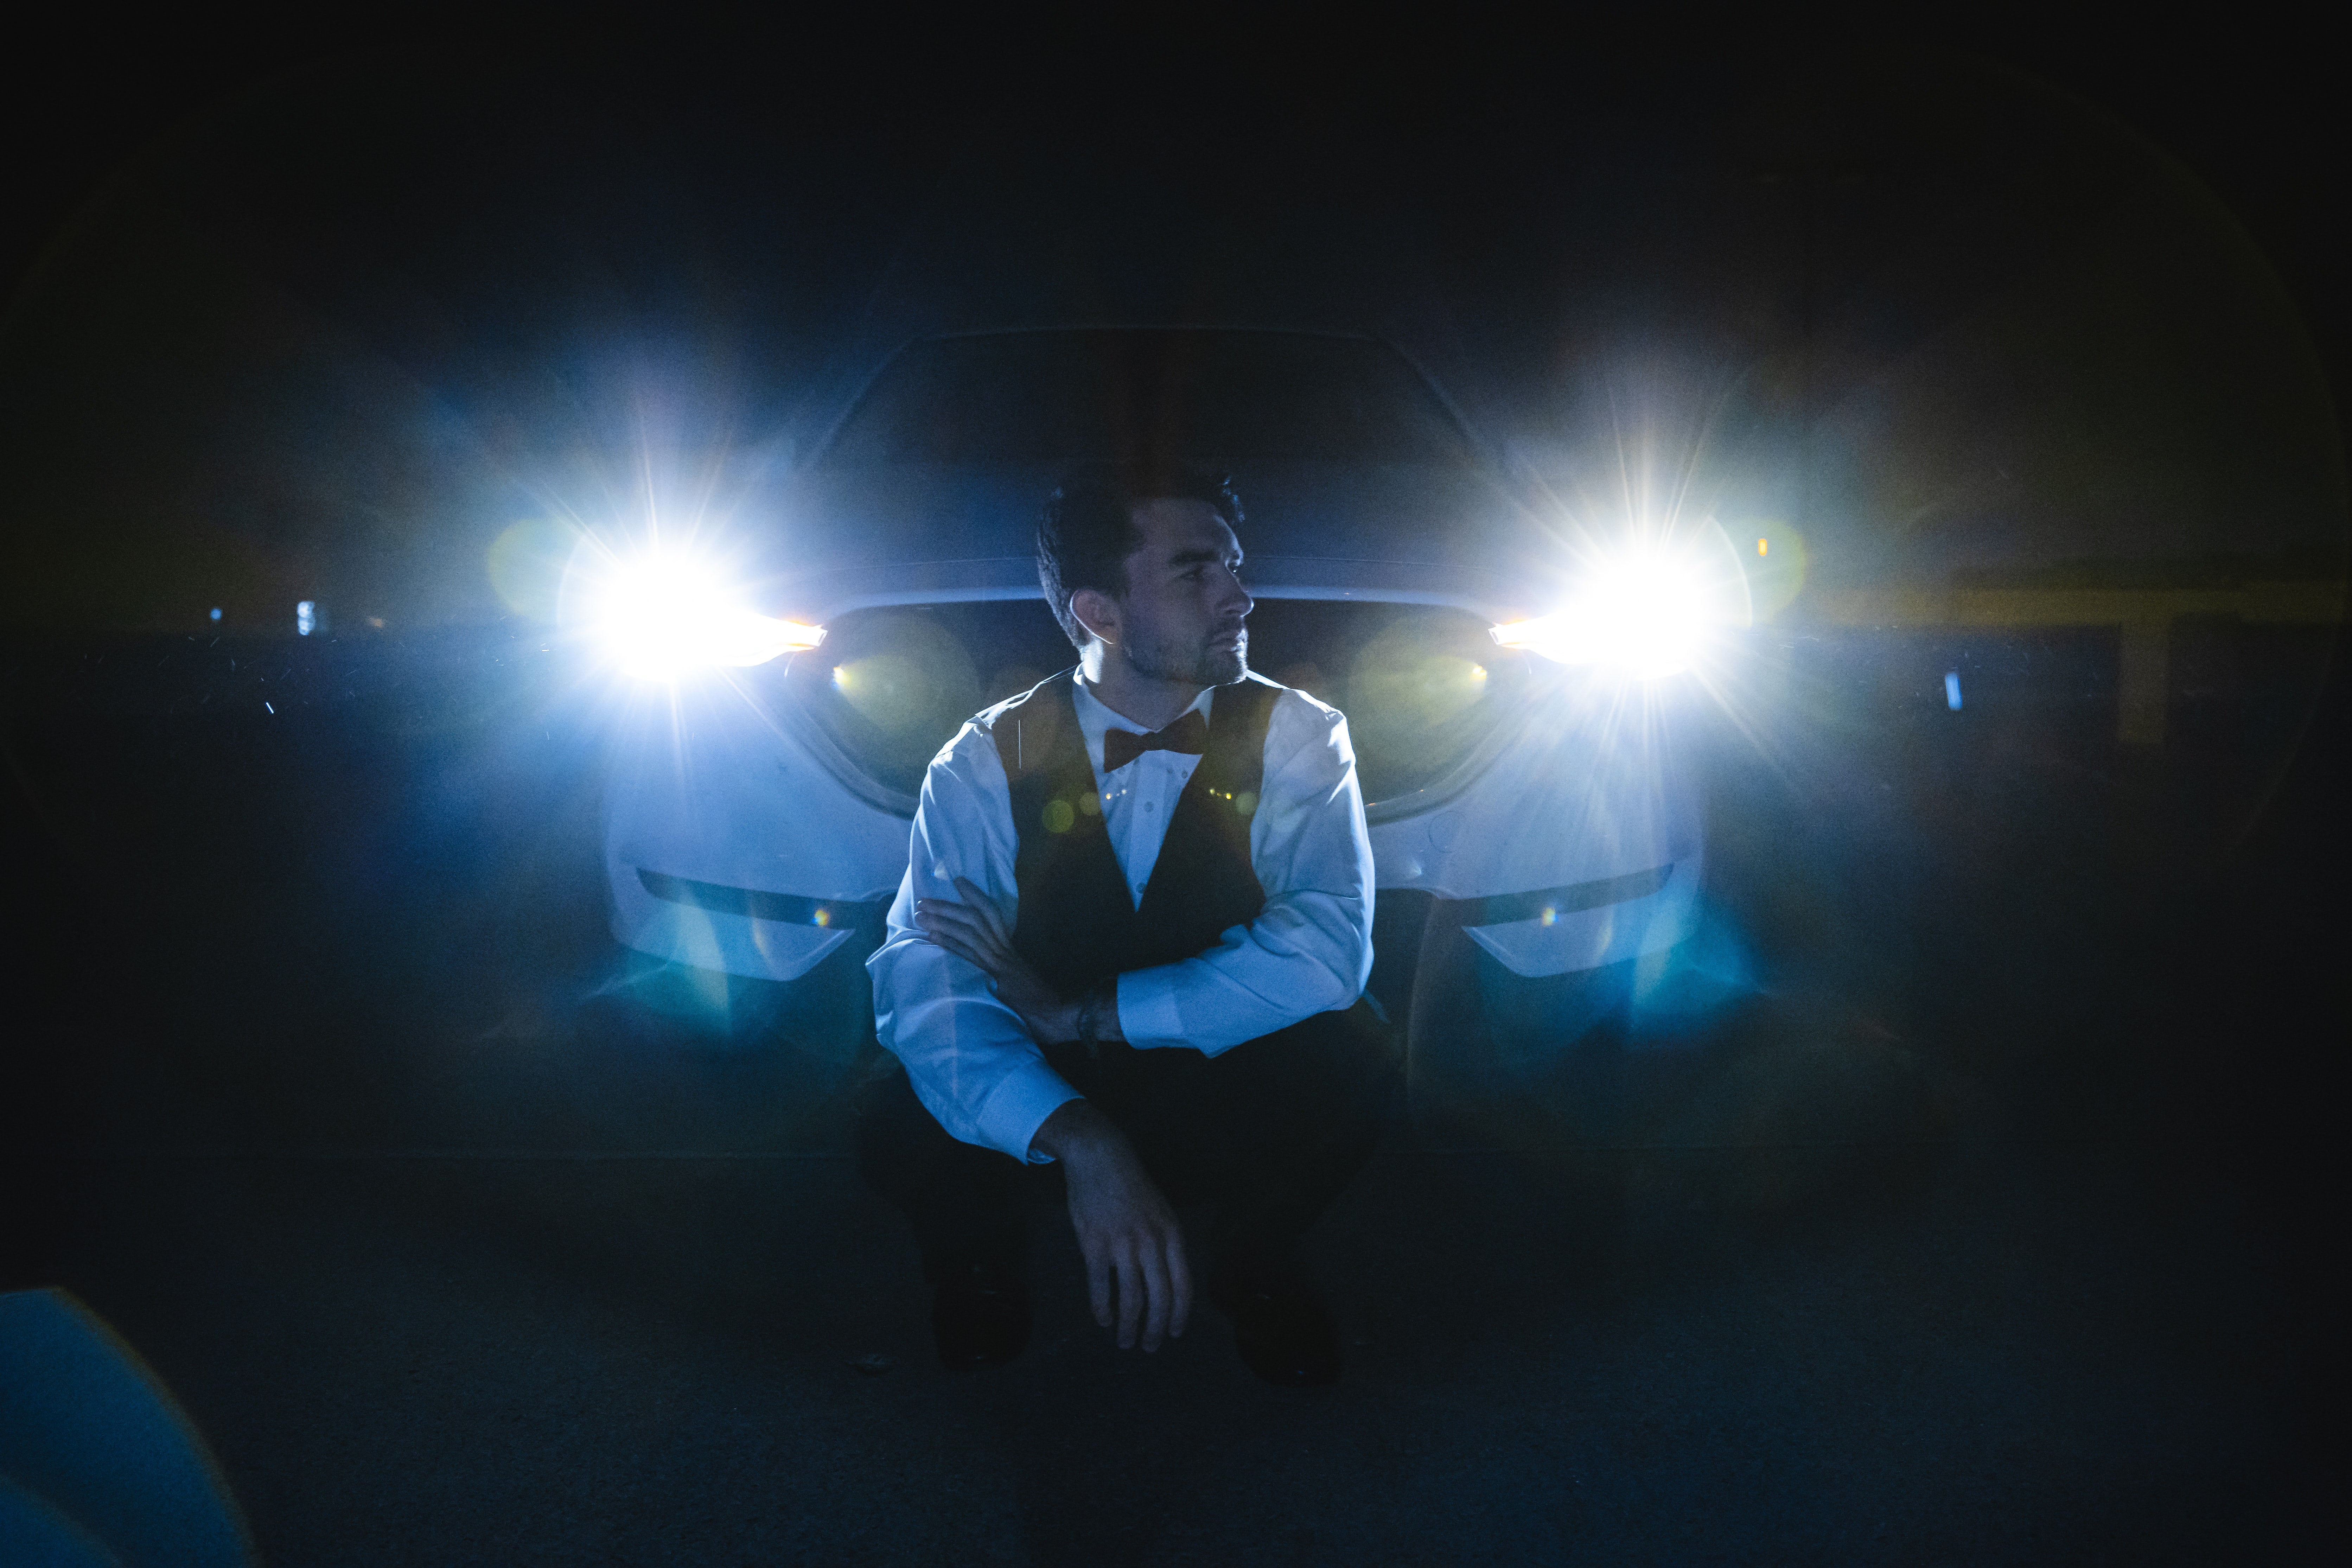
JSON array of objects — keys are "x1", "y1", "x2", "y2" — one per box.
[
  {"x1": 866, "y1": 720, "x2": 1082, "y2": 1162},
  {"x1": 1114, "y1": 688, "x2": 1375, "y2": 1053}
]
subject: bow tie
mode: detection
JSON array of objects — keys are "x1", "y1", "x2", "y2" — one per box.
[{"x1": 1101, "y1": 709, "x2": 1209, "y2": 772}]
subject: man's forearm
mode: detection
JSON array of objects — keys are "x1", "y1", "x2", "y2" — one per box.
[
  {"x1": 1113, "y1": 893, "x2": 1367, "y2": 1052},
  {"x1": 1029, "y1": 1097, "x2": 1118, "y2": 1164},
  {"x1": 990, "y1": 975, "x2": 1126, "y2": 1050}
]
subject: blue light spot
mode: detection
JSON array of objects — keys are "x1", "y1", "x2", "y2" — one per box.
[
  {"x1": 297, "y1": 601, "x2": 317, "y2": 636},
  {"x1": 263, "y1": 702, "x2": 274, "y2": 715},
  {"x1": 209, "y1": 607, "x2": 222, "y2": 622},
  {"x1": 1944, "y1": 671, "x2": 1963, "y2": 710}
]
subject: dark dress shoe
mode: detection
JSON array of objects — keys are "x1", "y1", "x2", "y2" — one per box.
[
  {"x1": 931, "y1": 1260, "x2": 1031, "y2": 1372},
  {"x1": 1213, "y1": 1264, "x2": 1342, "y2": 1387}
]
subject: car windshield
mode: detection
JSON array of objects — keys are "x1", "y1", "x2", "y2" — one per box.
[{"x1": 818, "y1": 330, "x2": 1473, "y2": 468}]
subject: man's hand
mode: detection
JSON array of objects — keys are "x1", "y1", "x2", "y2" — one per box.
[
  {"x1": 916, "y1": 877, "x2": 1126, "y2": 1046},
  {"x1": 1030, "y1": 1100, "x2": 1191, "y2": 1351}
]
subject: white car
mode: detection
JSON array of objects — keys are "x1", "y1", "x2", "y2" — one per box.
[{"x1": 595, "y1": 328, "x2": 1721, "y2": 1084}]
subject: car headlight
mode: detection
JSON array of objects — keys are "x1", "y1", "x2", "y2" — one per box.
[
  {"x1": 594, "y1": 553, "x2": 824, "y2": 680},
  {"x1": 1491, "y1": 538, "x2": 1746, "y2": 680}
]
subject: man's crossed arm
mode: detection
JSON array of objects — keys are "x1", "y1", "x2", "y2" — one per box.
[{"x1": 913, "y1": 880, "x2": 1124, "y2": 1049}]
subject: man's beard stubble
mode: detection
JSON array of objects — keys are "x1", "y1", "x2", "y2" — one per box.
[{"x1": 1123, "y1": 625, "x2": 1248, "y2": 688}]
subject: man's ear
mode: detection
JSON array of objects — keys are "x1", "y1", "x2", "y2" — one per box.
[{"x1": 1069, "y1": 587, "x2": 1119, "y2": 646}]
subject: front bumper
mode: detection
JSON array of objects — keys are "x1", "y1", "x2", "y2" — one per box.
[
  {"x1": 1452, "y1": 854, "x2": 1702, "y2": 977},
  {"x1": 603, "y1": 598, "x2": 1705, "y2": 987},
  {"x1": 606, "y1": 865, "x2": 889, "y2": 983}
]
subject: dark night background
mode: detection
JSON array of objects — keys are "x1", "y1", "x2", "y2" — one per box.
[{"x1": 3, "y1": 15, "x2": 2346, "y2": 1564}]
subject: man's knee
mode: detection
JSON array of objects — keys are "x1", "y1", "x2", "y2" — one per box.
[{"x1": 856, "y1": 1060, "x2": 1030, "y2": 1266}]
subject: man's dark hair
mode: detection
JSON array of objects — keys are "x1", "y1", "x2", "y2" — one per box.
[{"x1": 1035, "y1": 465, "x2": 1245, "y2": 650}]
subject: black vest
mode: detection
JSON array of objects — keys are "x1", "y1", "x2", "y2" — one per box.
[{"x1": 988, "y1": 670, "x2": 1281, "y2": 996}]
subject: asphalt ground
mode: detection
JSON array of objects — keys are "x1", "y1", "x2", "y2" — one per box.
[{"x1": 3, "y1": 627, "x2": 2345, "y2": 1563}]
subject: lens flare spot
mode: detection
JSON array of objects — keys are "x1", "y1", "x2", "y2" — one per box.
[
  {"x1": 832, "y1": 652, "x2": 943, "y2": 734},
  {"x1": 1043, "y1": 798, "x2": 1076, "y2": 834},
  {"x1": 488, "y1": 519, "x2": 579, "y2": 623},
  {"x1": 1748, "y1": 523, "x2": 1807, "y2": 621},
  {"x1": 1350, "y1": 620, "x2": 1493, "y2": 741}
]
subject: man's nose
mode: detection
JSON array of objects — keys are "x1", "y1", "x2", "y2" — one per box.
[{"x1": 1217, "y1": 568, "x2": 1253, "y2": 619}]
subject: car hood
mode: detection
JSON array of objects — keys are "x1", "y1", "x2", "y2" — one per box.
[{"x1": 768, "y1": 460, "x2": 1564, "y2": 620}]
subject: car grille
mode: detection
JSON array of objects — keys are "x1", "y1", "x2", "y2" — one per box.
[{"x1": 773, "y1": 599, "x2": 1530, "y2": 812}]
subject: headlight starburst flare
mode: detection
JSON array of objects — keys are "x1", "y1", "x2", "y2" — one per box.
[
  {"x1": 1493, "y1": 531, "x2": 1749, "y2": 679},
  {"x1": 589, "y1": 552, "x2": 822, "y2": 680}
]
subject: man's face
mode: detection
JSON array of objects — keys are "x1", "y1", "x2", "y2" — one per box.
[{"x1": 1106, "y1": 498, "x2": 1252, "y2": 687}]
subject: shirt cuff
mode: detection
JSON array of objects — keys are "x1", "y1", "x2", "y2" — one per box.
[
  {"x1": 974, "y1": 1057, "x2": 1085, "y2": 1164},
  {"x1": 1115, "y1": 968, "x2": 1188, "y2": 1050}
]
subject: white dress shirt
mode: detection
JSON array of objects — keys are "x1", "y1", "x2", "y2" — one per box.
[{"x1": 868, "y1": 672, "x2": 1376, "y2": 1162}]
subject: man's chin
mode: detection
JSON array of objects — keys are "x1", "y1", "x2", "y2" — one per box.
[{"x1": 1129, "y1": 637, "x2": 1247, "y2": 687}]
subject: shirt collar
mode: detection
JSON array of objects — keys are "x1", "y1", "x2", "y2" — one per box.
[{"x1": 1071, "y1": 678, "x2": 1216, "y2": 779}]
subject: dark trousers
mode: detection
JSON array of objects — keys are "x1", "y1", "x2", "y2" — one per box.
[{"x1": 856, "y1": 1002, "x2": 1397, "y2": 1284}]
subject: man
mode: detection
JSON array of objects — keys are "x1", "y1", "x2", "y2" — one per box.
[{"x1": 858, "y1": 465, "x2": 1394, "y2": 1386}]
